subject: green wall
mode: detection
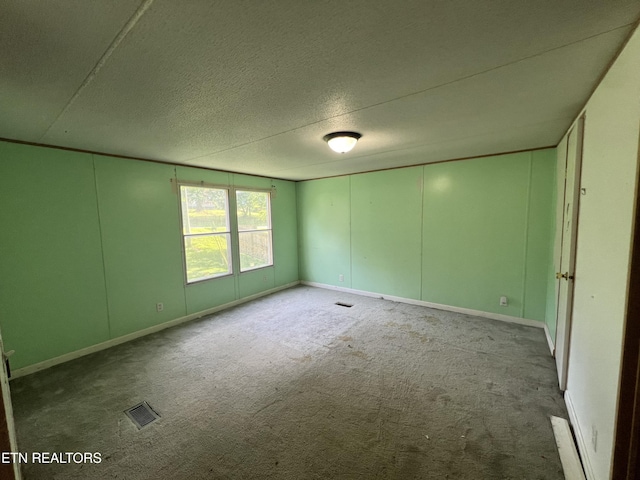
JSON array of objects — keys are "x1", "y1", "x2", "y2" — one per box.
[
  {"x1": 0, "y1": 140, "x2": 555, "y2": 371},
  {"x1": 297, "y1": 176, "x2": 351, "y2": 287},
  {"x1": 0, "y1": 141, "x2": 299, "y2": 370},
  {"x1": 297, "y1": 149, "x2": 556, "y2": 321},
  {"x1": 0, "y1": 143, "x2": 110, "y2": 367},
  {"x1": 96, "y1": 156, "x2": 186, "y2": 338},
  {"x1": 352, "y1": 167, "x2": 423, "y2": 299}
]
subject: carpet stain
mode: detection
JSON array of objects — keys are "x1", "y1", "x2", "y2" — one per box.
[
  {"x1": 409, "y1": 331, "x2": 430, "y2": 343},
  {"x1": 338, "y1": 336, "x2": 353, "y2": 342},
  {"x1": 386, "y1": 321, "x2": 429, "y2": 343},
  {"x1": 425, "y1": 386, "x2": 447, "y2": 402},
  {"x1": 350, "y1": 350, "x2": 370, "y2": 360}
]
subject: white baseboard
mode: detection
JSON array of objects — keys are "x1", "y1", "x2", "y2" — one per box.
[
  {"x1": 301, "y1": 281, "x2": 546, "y2": 329},
  {"x1": 564, "y1": 390, "x2": 596, "y2": 480},
  {"x1": 551, "y1": 415, "x2": 586, "y2": 480},
  {"x1": 544, "y1": 323, "x2": 556, "y2": 356},
  {"x1": 11, "y1": 281, "x2": 300, "y2": 379}
]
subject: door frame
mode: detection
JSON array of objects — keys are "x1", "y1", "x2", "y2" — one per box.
[{"x1": 0, "y1": 334, "x2": 20, "y2": 479}]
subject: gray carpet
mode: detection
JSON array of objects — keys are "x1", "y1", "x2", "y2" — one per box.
[{"x1": 11, "y1": 285, "x2": 567, "y2": 479}]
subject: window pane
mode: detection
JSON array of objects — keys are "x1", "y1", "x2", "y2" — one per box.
[
  {"x1": 181, "y1": 186, "x2": 229, "y2": 234},
  {"x1": 236, "y1": 191, "x2": 270, "y2": 231},
  {"x1": 184, "y1": 234, "x2": 231, "y2": 282},
  {"x1": 239, "y1": 231, "x2": 272, "y2": 271}
]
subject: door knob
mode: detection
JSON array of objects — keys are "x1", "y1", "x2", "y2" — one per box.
[{"x1": 556, "y1": 272, "x2": 574, "y2": 280}]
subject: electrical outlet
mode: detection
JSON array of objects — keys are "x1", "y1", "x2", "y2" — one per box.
[
  {"x1": 339, "y1": 274, "x2": 344, "y2": 282},
  {"x1": 499, "y1": 296, "x2": 508, "y2": 307},
  {"x1": 592, "y1": 425, "x2": 598, "y2": 451},
  {"x1": 156, "y1": 302, "x2": 164, "y2": 312}
]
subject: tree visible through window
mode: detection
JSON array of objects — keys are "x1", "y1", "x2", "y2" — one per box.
[
  {"x1": 236, "y1": 190, "x2": 273, "y2": 272},
  {"x1": 180, "y1": 185, "x2": 232, "y2": 283}
]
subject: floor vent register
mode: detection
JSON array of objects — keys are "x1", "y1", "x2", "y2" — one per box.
[{"x1": 124, "y1": 401, "x2": 160, "y2": 430}]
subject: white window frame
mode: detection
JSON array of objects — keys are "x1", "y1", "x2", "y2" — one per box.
[
  {"x1": 236, "y1": 189, "x2": 273, "y2": 273},
  {"x1": 179, "y1": 183, "x2": 233, "y2": 284}
]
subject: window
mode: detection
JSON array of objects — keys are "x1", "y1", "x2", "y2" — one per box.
[
  {"x1": 236, "y1": 190, "x2": 273, "y2": 272},
  {"x1": 180, "y1": 185, "x2": 232, "y2": 283}
]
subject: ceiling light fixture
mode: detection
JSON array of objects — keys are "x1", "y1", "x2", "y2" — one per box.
[{"x1": 323, "y1": 131, "x2": 362, "y2": 153}]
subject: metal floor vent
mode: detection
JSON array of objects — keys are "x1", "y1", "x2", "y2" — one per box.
[
  {"x1": 335, "y1": 302, "x2": 353, "y2": 308},
  {"x1": 125, "y1": 401, "x2": 160, "y2": 430}
]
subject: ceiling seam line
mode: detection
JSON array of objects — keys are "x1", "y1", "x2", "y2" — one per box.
[
  {"x1": 37, "y1": 0, "x2": 155, "y2": 142},
  {"x1": 270, "y1": 145, "x2": 557, "y2": 182},
  {"x1": 182, "y1": 22, "x2": 635, "y2": 162},
  {"x1": 243, "y1": 116, "x2": 576, "y2": 174}
]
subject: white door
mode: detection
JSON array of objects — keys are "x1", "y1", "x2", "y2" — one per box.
[
  {"x1": 0, "y1": 329, "x2": 21, "y2": 480},
  {"x1": 555, "y1": 114, "x2": 585, "y2": 391}
]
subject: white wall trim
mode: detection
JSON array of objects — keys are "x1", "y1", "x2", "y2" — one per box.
[
  {"x1": 551, "y1": 415, "x2": 586, "y2": 480},
  {"x1": 11, "y1": 281, "x2": 300, "y2": 380},
  {"x1": 565, "y1": 390, "x2": 596, "y2": 480},
  {"x1": 301, "y1": 281, "x2": 546, "y2": 329},
  {"x1": 0, "y1": 338, "x2": 22, "y2": 479},
  {"x1": 544, "y1": 323, "x2": 555, "y2": 356}
]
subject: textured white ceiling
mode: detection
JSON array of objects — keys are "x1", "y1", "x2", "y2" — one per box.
[{"x1": 1, "y1": 0, "x2": 639, "y2": 180}]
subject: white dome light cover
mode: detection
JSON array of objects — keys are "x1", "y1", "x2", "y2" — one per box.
[{"x1": 323, "y1": 131, "x2": 362, "y2": 153}]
